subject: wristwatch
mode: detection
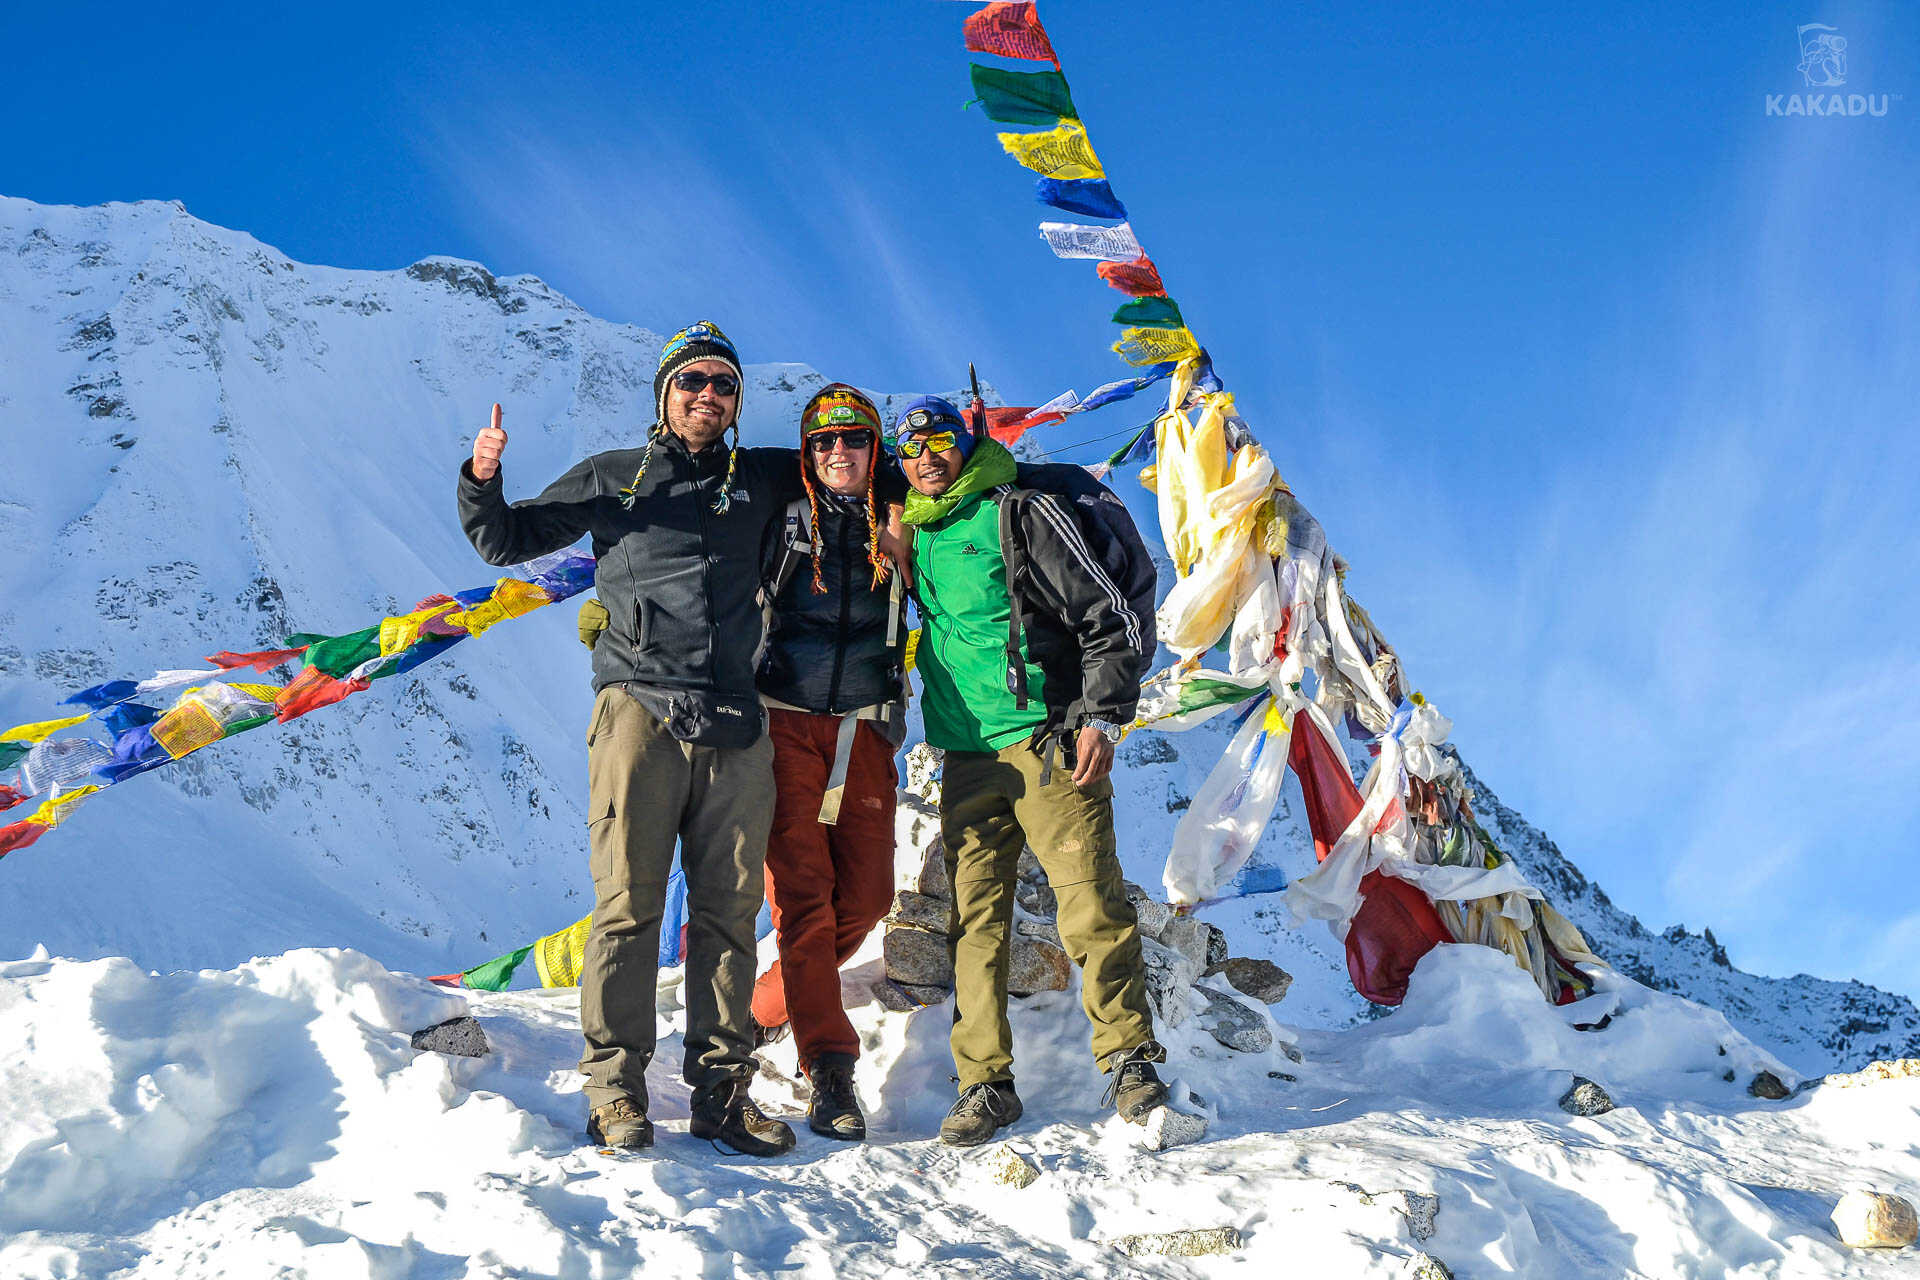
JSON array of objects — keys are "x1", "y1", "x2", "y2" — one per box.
[{"x1": 1082, "y1": 718, "x2": 1127, "y2": 744}]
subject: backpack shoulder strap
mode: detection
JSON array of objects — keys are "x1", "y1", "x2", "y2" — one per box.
[{"x1": 764, "y1": 496, "x2": 815, "y2": 600}]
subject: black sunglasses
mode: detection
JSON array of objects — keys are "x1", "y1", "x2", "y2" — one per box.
[
  {"x1": 808, "y1": 428, "x2": 876, "y2": 452},
  {"x1": 671, "y1": 370, "x2": 741, "y2": 396}
]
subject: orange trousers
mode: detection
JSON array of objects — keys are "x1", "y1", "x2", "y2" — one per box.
[{"x1": 750, "y1": 707, "x2": 898, "y2": 1068}]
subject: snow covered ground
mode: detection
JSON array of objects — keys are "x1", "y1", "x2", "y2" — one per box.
[
  {"x1": 4, "y1": 940, "x2": 1913, "y2": 1278},
  {"x1": 3, "y1": 195, "x2": 1919, "y2": 1275}
]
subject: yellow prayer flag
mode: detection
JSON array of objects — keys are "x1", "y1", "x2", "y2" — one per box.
[
  {"x1": 1263, "y1": 699, "x2": 1289, "y2": 735},
  {"x1": 996, "y1": 117, "x2": 1104, "y2": 181},
  {"x1": 224, "y1": 682, "x2": 284, "y2": 702},
  {"x1": 378, "y1": 600, "x2": 458, "y2": 656},
  {"x1": 448, "y1": 578, "x2": 553, "y2": 638},
  {"x1": 0, "y1": 712, "x2": 92, "y2": 745},
  {"x1": 1113, "y1": 325, "x2": 1200, "y2": 367},
  {"x1": 903, "y1": 628, "x2": 921, "y2": 674},
  {"x1": 151, "y1": 695, "x2": 224, "y2": 760},
  {"x1": 29, "y1": 784, "x2": 101, "y2": 828},
  {"x1": 533, "y1": 914, "x2": 594, "y2": 989}
]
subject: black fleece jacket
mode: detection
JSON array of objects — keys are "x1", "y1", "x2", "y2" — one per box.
[{"x1": 457, "y1": 432, "x2": 805, "y2": 698}]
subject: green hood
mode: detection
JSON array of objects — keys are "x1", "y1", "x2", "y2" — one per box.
[{"x1": 902, "y1": 438, "x2": 1018, "y2": 526}]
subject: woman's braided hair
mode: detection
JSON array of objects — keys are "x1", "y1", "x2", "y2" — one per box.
[{"x1": 798, "y1": 385, "x2": 890, "y2": 595}]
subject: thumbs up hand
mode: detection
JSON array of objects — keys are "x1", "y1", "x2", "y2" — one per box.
[{"x1": 472, "y1": 403, "x2": 508, "y2": 481}]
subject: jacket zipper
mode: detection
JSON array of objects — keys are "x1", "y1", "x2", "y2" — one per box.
[
  {"x1": 695, "y1": 450, "x2": 717, "y2": 682},
  {"x1": 827, "y1": 505, "x2": 852, "y2": 711}
]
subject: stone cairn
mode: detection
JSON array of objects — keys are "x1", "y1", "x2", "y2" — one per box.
[{"x1": 872, "y1": 745, "x2": 1293, "y2": 1057}]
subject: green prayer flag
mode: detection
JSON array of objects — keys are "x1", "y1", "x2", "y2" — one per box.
[
  {"x1": 969, "y1": 64, "x2": 1077, "y2": 127},
  {"x1": 1112, "y1": 295, "x2": 1186, "y2": 329},
  {"x1": 300, "y1": 626, "x2": 382, "y2": 678},
  {"x1": 0, "y1": 741, "x2": 30, "y2": 771},
  {"x1": 460, "y1": 943, "x2": 536, "y2": 992},
  {"x1": 220, "y1": 713, "x2": 277, "y2": 739}
]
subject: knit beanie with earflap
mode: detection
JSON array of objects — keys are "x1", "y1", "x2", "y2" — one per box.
[
  {"x1": 621, "y1": 320, "x2": 747, "y2": 513},
  {"x1": 799, "y1": 384, "x2": 890, "y2": 593}
]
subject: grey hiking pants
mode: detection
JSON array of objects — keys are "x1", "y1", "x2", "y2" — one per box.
[{"x1": 579, "y1": 685, "x2": 775, "y2": 1109}]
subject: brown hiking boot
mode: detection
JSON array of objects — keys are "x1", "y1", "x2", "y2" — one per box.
[
  {"x1": 1102, "y1": 1041, "x2": 1170, "y2": 1123},
  {"x1": 586, "y1": 1096, "x2": 654, "y2": 1150},
  {"x1": 689, "y1": 1075, "x2": 797, "y2": 1157},
  {"x1": 939, "y1": 1080, "x2": 1022, "y2": 1147}
]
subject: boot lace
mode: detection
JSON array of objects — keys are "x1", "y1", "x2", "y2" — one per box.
[
  {"x1": 951, "y1": 1081, "x2": 1013, "y2": 1122},
  {"x1": 1101, "y1": 1041, "x2": 1168, "y2": 1108}
]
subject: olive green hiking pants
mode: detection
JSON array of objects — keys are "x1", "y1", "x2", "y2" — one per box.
[
  {"x1": 579, "y1": 686, "x2": 774, "y2": 1109},
  {"x1": 941, "y1": 742, "x2": 1155, "y2": 1089}
]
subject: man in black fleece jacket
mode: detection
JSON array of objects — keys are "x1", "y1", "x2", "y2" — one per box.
[{"x1": 457, "y1": 321, "x2": 801, "y2": 1156}]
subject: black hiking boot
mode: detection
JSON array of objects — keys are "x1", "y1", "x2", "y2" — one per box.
[
  {"x1": 805, "y1": 1053, "x2": 866, "y2": 1141},
  {"x1": 939, "y1": 1080, "x2": 1023, "y2": 1147},
  {"x1": 689, "y1": 1075, "x2": 797, "y2": 1157},
  {"x1": 586, "y1": 1096, "x2": 654, "y2": 1150},
  {"x1": 1102, "y1": 1040, "x2": 1170, "y2": 1123}
]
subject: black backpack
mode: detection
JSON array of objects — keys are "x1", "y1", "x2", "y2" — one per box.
[{"x1": 997, "y1": 462, "x2": 1158, "y2": 710}]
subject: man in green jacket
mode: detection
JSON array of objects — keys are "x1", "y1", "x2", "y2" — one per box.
[{"x1": 890, "y1": 396, "x2": 1168, "y2": 1147}]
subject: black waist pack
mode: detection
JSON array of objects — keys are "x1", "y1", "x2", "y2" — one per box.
[{"x1": 619, "y1": 682, "x2": 765, "y2": 750}]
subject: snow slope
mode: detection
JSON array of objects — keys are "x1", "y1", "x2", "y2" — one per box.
[{"x1": 4, "y1": 940, "x2": 1913, "y2": 1278}]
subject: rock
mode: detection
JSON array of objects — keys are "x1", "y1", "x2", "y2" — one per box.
[
  {"x1": 1014, "y1": 875, "x2": 1057, "y2": 921},
  {"x1": 1015, "y1": 915, "x2": 1062, "y2": 948},
  {"x1": 1823, "y1": 1058, "x2": 1920, "y2": 1089},
  {"x1": 1748, "y1": 1070, "x2": 1790, "y2": 1100},
  {"x1": 1158, "y1": 916, "x2": 1213, "y2": 970},
  {"x1": 1404, "y1": 1253, "x2": 1454, "y2": 1279},
  {"x1": 977, "y1": 1143, "x2": 1039, "y2": 1189},
  {"x1": 1397, "y1": 1192, "x2": 1440, "y2": 1242},
  {"x1": 410, "y1": 1016, "x2": 489, "y2": 1058},
  {"x1": 1125, "y1": 882, "x2": 1175, "y2": 941},
  {"x1": 1016, "y1": 844, "x2": 1044, "y2": 885},
  {"x1": 1832, "y1": 1190, "x2": 1918, "y2": 1248},
  {"x1": 912, "y1": 839, "x2": 950, "y2": 900},
  {"x1": 1193, "y1": 984, "x2": 1273, "y2": 1053},
  {"x1": 886, "y1": 890, "x2": 949, "y2": 933},
  {"x1": 1139, "y1": 1104, "x2": 1209, "y2": 1151},
  {"x1": 870, "y1": 977, "x2": 950, "y2": 1012},
  {"x1": 1559, "y1": 1075, "x2": 1614, "y2": 1116},
  {"x1": 1140, "y1": 938, "x2": 1198, "y2": 1028},
  {"x1": 1008, "y1": 937, "x2": 1072, "y2": 996},
  {"x1": 1203, "y1": 957, "x2": 1293, "y2": 1005},
  {"x1": 1203, "y1": 922, "x2": 1229, "y2": 968},
  {"x1": 1108, "y1": 1226, "x2": 1239, "y2": 1258},
  {"x1": 883, "y1": 924, "x2": 953, "y2": 988},
  {"x1": 1332, "y1": 1185, "x2": 1436, "y2": 1241}
]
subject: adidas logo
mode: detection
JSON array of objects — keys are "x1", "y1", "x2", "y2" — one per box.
[{"x1": 960, "y1": 543, "x2": 981, "y2": 555}]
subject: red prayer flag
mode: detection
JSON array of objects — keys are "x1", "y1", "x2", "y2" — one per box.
[
  {"x1": 1097, "y1": 256, "x2": 1167, "y2": 297},
  {"x1": 0, "y1": 819, "x2": 49, "y2": 859},
  {"x1": 1288, "y1": 726, "x2": 1450, "y2": 1007},
  {"x1": 274, "y1": 666, "x2": 371, "y2": 723},
  {"x1": 208, "y1": 646, "x2": 310, "y2": 672},
  {"x1": 963, "y1": 1, "x2": 1059, "y2": 66},
  {"x1": 983, "y1": 406, "x2": 1065, "y2": 446},
  {"x1": 0, "y1": 785, "x2": 22, "y2": 812}
]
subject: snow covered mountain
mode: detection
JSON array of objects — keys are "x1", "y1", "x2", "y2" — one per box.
[{"x1": 1, "y1": 195, "x2": 1914, "y2": 1081}]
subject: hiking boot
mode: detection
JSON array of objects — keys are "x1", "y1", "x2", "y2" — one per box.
[
  {"x1": 689, "y1": 1075, "x2": 797, "y2": 1157},
  {"x1": 586, "y1": 1096, "x2": 654, "y2": 1150},
  {"x1": 805, "y1": 1053, "x2": 865, "y2": 1141},
  {"x1": 1102, "y1": 1040, "x2": 1170, "y2": 1123},
  {"x1": 939, "y1": 1080, "x2": 1023, "y2": 1148}
]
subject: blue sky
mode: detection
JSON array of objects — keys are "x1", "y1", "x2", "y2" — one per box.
[{"x1": 11, "y1": 1, "x2": 1918, "y2": 999}]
